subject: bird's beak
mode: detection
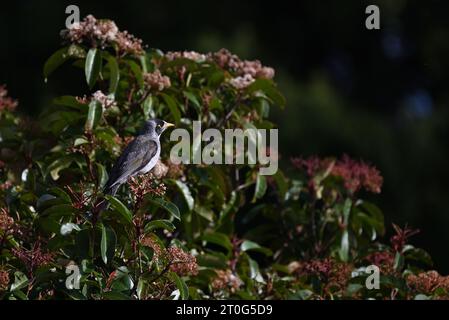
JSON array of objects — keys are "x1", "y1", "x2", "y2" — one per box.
[{"x1": 163, "y1": 122, "x2": 175, "y2": 130}]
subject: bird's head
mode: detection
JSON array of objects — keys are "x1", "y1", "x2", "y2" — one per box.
[{"x1": 140, "y1": 119, "x2": 175, "y2": 136}]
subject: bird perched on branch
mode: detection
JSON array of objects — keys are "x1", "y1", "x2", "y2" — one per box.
[{"x1": 103, "y1": 119, "x2": 174, "y2": 196}]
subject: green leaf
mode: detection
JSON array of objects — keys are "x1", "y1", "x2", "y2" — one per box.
[
  {"x1": 202, "y1": 232, "x2": 232, "y2": 252},
  {"x1": 403, "y1": 246, "x2": 433, "y2": 266},
  {"x1": 161, "y1": 93, "x2": 181, "y2": 124},
  {"x1": 74, "y1": 137, "x2": 89, "y2": 146},
  {"x1": 183, "y1": 91, "x2": 201, "y2": 113},
  {"x1": 273, "y1": 170, "x2": 288, "y2": 201},
  {"x1": 96, "y1": 163, "x2": 109, "y2": 188},
  {"x1": 240, "y1": 240, "x2": 272, "y2": 256},
  {"x1": 111, "y1": 266, "x2": 134, "y2": 292},
  {"x1": 247, "y1": 256, "x2": 265, "y2": 283},
  {"x1": 85, "y1": 48, "x2": 102, "y2": 88},
  {"x1": 140, "y1": 246, "x2": 154, "y2": 262},
  {"x1": 247, "y1": 79, "x2": 286, "y2": 108},
  {"x1": 48, "y1": 187, "x2": 72, "y2": 203},
  {"x1": 43, "y1": 47, "x2": 69, "y2": 80},
  {"x1": 207, "y1": 70, "x2": 225, "y2": 88},
  {"x1": 139, "y1": 55, "x2": 149, "y2": 73},
  {"x1": 171, "y1": 180, "x2": 194, "y2": 211},
  {"x1": 48, "y1": 156, "x2": 74, "y2": 180},
  {"x1": 60, "y1": 222, "x2": 81, "y2": 236},
  {"x1": 252, "y1": 174, "x2": 267, "y2": 202},
  {"x1": 339, "y1": 230, "x2": 349, "y2": 262},
  {"x1": 142, "y1": 95, "x2": 155, "y2": 120},
  {"x1": 144, "y1": 219, "x2": 176, "y2": 233},
  {"x1": 100, "y1": 224, "x2": 117, "y2": 264},
  {"x1": 105, "y1": 195, "x2": 133, "y2": 226},
  {"x1": 12, "y1": 290, "x2": 29, "y2": 300},
  {"x1": 358, "y1": 201, "x2": 385, "y2": 236},
  {"x1": 146, "y1": 196, "x2": 181, "y2": 220},
  {"x1": 127, "y1": 60, "x2": 144, "y2": 88},
  {"x1": 393, "y1": 252, "x2": 404, "y2": 271},
  {"x1": 107, "y1": 56, "x2": 120, "y2": 95},
  {"x1": 342, "y1": 198, "x2": 352, "y2": 225},
  {"x1": 345, "y1": 284, "x2": 364, "y2": 297},
  {"x1": 170, "y1": 272, "x2": 189, "y2": 300},
  {"x1": 10, "y1": 271, "x2": 29, "y2": 292},
  {"x1": 136, "y1": 278, "x2": 147, "y2": 300},
  {"x1": 85, "y1": 100, "x2": 103, "y2": 131}
]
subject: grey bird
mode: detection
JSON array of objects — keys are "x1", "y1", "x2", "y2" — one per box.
[{"x1": 103, "y1": 119, "x2": 174, "y2": 196}]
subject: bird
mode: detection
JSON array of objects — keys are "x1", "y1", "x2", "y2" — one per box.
[{"x1": 103, "y1": 119, "x2": 174, "y2": 196}]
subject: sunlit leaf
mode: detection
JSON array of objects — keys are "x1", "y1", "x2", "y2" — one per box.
[
  {"x1": 100, "y1": 224, "x2": 117, "y2": 264},
  {"x1": 85, "y1": 48, "x2": 102, "y2": 88},
  {"x1": 169, "y1": 272, "x2": 189, "y2": 300},
  {"x1": 85, "y1": 100, "x2": 102, "y2": 131}
]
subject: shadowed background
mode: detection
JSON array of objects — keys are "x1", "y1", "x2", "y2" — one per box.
[{"x1": 1, "y1": 0, "x2": 449, "y2": 271}]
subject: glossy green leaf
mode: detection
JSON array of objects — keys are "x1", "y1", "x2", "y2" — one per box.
[
  {"x1": 48, "y1": 156, "x2": 74, "y2": 180},
  {"x1": 339, "y1": 230, "x2": 349, "y2": 262},
  {"x1": 107, "y1": 56, "x2": 120, "y2": 95},
  {"x1": 85, "y1": 48, "x2": 102, "y2": 88},
  {"x1": 142, "y1": 95, "x2": 155, "y2": 120},
  {"x1": 10, "y1": 271, "x2": 29, "y2": 292},
  {"x1": 140, "y1": 246, "x2": 154, "y2": 262},
  {"x1": 247, "y1": 78, "x2": 286, "y2": 108},
  {"x1": 43, "y1": 47, "x2": 69, "y2": 80},
  {"x1": 248, "y1": 256, "x2": 265, "y2": 283},
  {"x1": 85, "y1": 100, "x2": 102, "y2": 131},
  {"x1": 100, "y1": 224, "x2": 117, "y2": 264},
  {"x1": 170, "y1": 272, "x2": 189, "y2": 300},
  {"x1": 127, "y1": 60, "x2": 144, "y2": 88},
  {"x1": 48, "y1": 187, "x2": 72, "y2": 203},
  {"x1": 171, "y1": 180, "x2": 194, "y2": 211},
  {"x1": 144, "y1": 219, "x2": 176, "y2": 233},
  {"x1": 111, "y1": 266, "x2": 134, "y2": 292},
  {"x1": 202, "y1": 232, "x2": 232, "y2": 252},
  {"x1": 105, "y1": 195, "x2": 133, "y2": 226},
  {"x1": 146, "y1": 196, "x2": 181, "y2": 220},
  {"x1": 161, "y1": 93, "x2": 181, "y2": 124},
  {"x1": 183, "y1": 91, "x2": 201, "y2": 113},
  {"x1": 252, "y1": 174, "x2": 267, "y2": 202},
  {"x1": 240, "y1": 240, "x2": 272, "y2": 256},
  {"x1": 96, "y1": 163, "x2": 109, "y2": 188}
]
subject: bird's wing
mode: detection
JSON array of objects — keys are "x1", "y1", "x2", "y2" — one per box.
[{"x1": 105, "y1": 136, "x2": 158, "y2": 190}]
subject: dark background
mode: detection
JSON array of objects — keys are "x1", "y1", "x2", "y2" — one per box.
[{"x1": 1, "y1": 0, "x2": 449, "y2": 272}]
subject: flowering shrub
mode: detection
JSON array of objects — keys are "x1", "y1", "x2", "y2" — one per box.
[{"x1": 0, "y1": 15, "x2": 447, "y2": 300}]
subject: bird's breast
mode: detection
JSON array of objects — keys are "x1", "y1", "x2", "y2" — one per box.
[{"x1": 139, "y1": 146, "x2": 160, "y2": 174}]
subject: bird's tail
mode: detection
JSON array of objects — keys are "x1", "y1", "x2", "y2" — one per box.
[
  {"x1": 96, "y1": 183, "x2": 120, "y2": 212},
  {"x1": 104, "y1": 183, "x2": 120, "y2": 196}
]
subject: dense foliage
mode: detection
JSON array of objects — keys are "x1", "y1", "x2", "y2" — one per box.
[{"x1": 0, "y1": 16, "x2": 447, "y2": 300}]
